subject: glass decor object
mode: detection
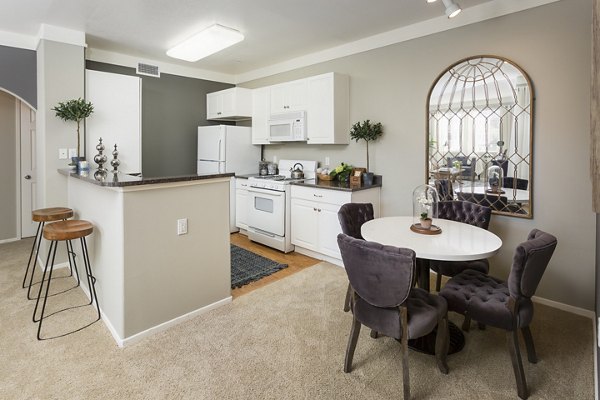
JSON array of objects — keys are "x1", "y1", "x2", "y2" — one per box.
[
  {"x1": 486, "y1": 165, "x2": 504, "y2": 194},
  {"x1": 411, "y1": 184, "x2": 441, "y2": 234}
]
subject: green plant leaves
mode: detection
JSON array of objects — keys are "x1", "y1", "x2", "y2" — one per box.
[
  {"x1": 52, "y1": 98, "x2": 94, "y2": 123},
  {"x1": 349, "y1": 119, "x2": 383, "y2": 142}
]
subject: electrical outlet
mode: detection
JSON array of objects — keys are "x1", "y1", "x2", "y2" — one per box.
[
  {"x1": 58, "y1": 148, "x2": 68, "y2": 159},
  {"x1": 177, "y1": 218, "x2": 188, "y2": 235},
  {"x1": 325, "y1": 156, "x2": 330, "y2": 166},
  {"x1": 68, "y1": 148, "x2": 77, "y2": 158},
  {"x1": 272, "y1": 155, "x2": 277, "y2": 164}
]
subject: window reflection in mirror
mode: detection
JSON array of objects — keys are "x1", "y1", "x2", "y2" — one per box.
[{"x1": 427, "y1": 56, "x2": 533, "y2": 218}]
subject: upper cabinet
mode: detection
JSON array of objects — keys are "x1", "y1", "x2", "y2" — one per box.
[
  {"x1": 206, "y1": 87, "x2": 252, "y2": 121},
  {"x1": 306, "y1": 73, "x2": 349, "y2": 145},
  {"x1": 251, "y1": 87, "x2": 270, "y2": 145},
  {"x1": 270, "y1": 80, "x2": 308, "y2": 114},
  {"x1": 250, "y1": 72, "x2": 350, "y2": 145}
]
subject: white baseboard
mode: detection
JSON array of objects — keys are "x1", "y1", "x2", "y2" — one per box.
[
  {"x1": 36, "y1": 254, "x2": 70, "y2": 271},
  {"x1": 0, "y1": 237, "x2": 19, "y2": 244},
  {"x1": 117, "y1": 297, "x2": 232, "y2": 348},
  {"x1": 73, "y1": 273, "x2": 232, "y2": 348},
  {"x1": 293, "y1": 246, "x2": 343, "y2": 267},
  {"x1": 531, "y1": 295, "x2": 594, "y2": 319}
]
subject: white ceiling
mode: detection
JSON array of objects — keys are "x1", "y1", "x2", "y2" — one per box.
[{"x1": 1, "y1": 0, "x2": 495, "y2": 76}]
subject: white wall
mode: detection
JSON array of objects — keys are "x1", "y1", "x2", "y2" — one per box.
[{"x1": 240, "y1": 0, "x2": 595, "y2": 310}]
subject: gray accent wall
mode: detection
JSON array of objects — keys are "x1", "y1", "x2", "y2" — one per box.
[
  {"x1": 240, "y1": 0, "x2": 595, "y2": 310},
  {"x1": 0, "y1": 45, "x2": 36, "y2": 109},
  {"x1": 0, "y1": 90, "x2": 17, "y2": 240},
  {"x1": 86, "y1": 61, "x2": 233, "y2": 177}
]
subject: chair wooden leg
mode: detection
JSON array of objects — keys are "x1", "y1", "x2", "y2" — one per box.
[
  {"x1": 344, "y1": 317, "x2": 361, "y2": 373},
  {"x1": 462, "y1": 314, "x2": 471, "y2": 332},
  {"x1": 400, "y1": 307, "x2": 410, "y2": 400},
  {"x1": 370, "y1": 329, "x2": 379, "y2": 339},
  {"x1": 435, "y1": 315, "x2": 449, "y2": 374},
  {"x1": 521, "y1": 326, "x2": 538, "y2": 364},
  {"x1": 507, "y1": 330, "x2": 529, "y2": 399},
  {"x1": 435, "y1": 273, "x2": 442, "y2": 292},
  {"x1": 343, "y1": 283, "x2": 352, "y2": 312}
]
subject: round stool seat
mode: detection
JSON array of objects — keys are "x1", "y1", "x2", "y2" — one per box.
[
  {"x1": 32, "y1": 207, "x2": 73, "y2": 222},
  {"x1": 43, "y1": 220, "x2": 93, "y2": 241}
]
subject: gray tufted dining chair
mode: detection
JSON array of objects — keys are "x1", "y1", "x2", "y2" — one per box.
[
  {"x1": 337, "y1": 203, "x2": 374, "y2": 312},
  {"x1": 439, "y1": 229, "x2": 557, "y2": 400},
  {"x1": 338, "y1": 233, "x2": 449, "y2": 400},
  {"x1": 431, "y1": 200, "x2": 492, "y2": 292}
]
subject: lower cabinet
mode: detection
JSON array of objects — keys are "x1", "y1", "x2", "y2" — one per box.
[
  {"x1": 235, "y1": 179, "x2": 249, "y2": 231},
  {"x1": 290, "y1": 185, "x2": 380, "y2": 262}
]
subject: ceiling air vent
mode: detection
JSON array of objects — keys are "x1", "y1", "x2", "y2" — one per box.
[{"x1": 136, "y1": 62, "x2": 160, "y2": 77}]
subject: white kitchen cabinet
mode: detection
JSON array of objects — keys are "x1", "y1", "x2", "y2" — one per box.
[
  {"x1": 270, "y1": 79, "x2": 308, "y2": 114},
  {"x1": 306, "y1": 73, "x2": 350, "y2": 144},
  {"x1": 207, "y1": 87, "x2": 252, "y2": 121},
  {"x1": 251, "y1": 87, "x2": 270, "y2": 144},
  {"x1": 235, "y1": 179, "x2": 250, "y2": 231},
  {"x1": 290, "y1": 185, "x2": 381, "y2": 263}
]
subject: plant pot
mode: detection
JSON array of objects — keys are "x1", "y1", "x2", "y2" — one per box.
[
  {"x1": 420, "y1": 218, "x2": 432, "y2": 229},
  {"x1": 362, "y1": 172, "x2": 375, "y2": 186}
]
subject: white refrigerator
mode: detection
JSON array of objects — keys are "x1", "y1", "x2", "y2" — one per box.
[{"x1": 197, "y1": 125, "x2": 260, "y2": 232}]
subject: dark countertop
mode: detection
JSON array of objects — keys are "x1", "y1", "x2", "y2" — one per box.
[
  {"x1": 58, "y1": 168, "x2": 234, "y2": 187},
  {"x1": 291, "y1": 175, "x2": 382, "y2": 192},
  {"x1": 235, "y1": 174, "x2": 255, "y2": 179}
]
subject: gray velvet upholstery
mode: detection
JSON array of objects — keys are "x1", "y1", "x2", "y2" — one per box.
[
  {"x1": 503, "y1": 177, "x2": 529, "y2": 190},
  {"x1": 337, "y1": 203, "x2": 375, "y2": 312},
  {"x1": 338, "y1": 233, "x2": 450, "y2": 399},
  {"x1": 431, "y1": 201, "x2": 492, "y2": 289},
  {"x1": 337, "y1": 203, "x2": 374, "y2": 240},
  {"x1": 439, "y1": 229, "x2": 558, "y2": 400}
]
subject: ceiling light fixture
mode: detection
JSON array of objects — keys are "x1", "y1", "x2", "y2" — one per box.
[
  {"x1": 167, "y1": 24, "x2": 244, "y2": 62},
  {"x1": 442, "y1": 0, "x2": 462, "y2": 18}
]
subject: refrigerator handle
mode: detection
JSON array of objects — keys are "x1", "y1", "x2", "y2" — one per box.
[{"x1": 218, "y1": 139, "x2": 222, "y2": 161}]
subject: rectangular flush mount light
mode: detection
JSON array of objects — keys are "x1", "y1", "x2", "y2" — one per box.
[{"x1": 167, "y1": 24, "x2": 244, "y2": 62}]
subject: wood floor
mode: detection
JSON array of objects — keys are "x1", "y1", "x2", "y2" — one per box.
[{"x1": 230, "y1": 232, "x2": 320, "y2": 299}]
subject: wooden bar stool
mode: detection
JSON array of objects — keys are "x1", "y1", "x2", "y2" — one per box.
[
  {"x1": 23, "y1": 207, "x2": 80, "y2": 300},
  {"x1": 33, "y1": 220, "x2": 100, "y2": 340}
]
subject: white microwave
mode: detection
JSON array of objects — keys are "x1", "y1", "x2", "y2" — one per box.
[{"x1": 268, "y1": 111, "x2": 307, "y2": 142}]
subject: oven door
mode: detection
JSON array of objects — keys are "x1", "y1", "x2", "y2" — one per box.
[{"x1": 247, "y1": 187, "x2": 286, "y2": 237}]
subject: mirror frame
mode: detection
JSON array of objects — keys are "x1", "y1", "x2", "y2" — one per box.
[{"x1": 425, "y1": 55, "x2": 535, "y2": 219}]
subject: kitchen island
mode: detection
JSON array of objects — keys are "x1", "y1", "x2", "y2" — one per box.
[{"x1": 59, "y1": 169, "x2": 234, "y2": 346}]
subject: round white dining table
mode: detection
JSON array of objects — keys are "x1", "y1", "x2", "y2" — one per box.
[{"x1": 361, "y1": 216, "x2": 502, "y2": 291}]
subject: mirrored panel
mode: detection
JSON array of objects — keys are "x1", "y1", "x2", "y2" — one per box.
[{"x1": 427, "y1": 56, "x2": 533, "y2": 218}]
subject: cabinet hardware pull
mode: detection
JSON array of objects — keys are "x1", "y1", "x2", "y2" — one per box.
[
  {"x1": 313, "y1": 194, "x2": 323, "y2": 198},
  {"x1": 318, "y1": 209, "x2": 322, "y2": 212}
]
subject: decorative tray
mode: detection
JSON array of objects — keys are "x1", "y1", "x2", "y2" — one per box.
[{"x1": 410, "y1": 223, "x2": 442, "y2": 235}]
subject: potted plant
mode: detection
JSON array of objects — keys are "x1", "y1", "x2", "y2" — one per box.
[
  {"x1": 420, "y1": 212, "x2": 432, "y2": 229},
  {"x1": 329, "y1": 162, "x2": 353, "y2": 183},
  {"x1": 52, "y1": 98, "x2": 94, "y2": 166},
  {"x1": 349, "y1": 119, "x2": 383, "y2": 185}
]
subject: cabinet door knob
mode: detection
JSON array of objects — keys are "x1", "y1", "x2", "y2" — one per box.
[
  {"x1": 313, "y1": 194, "x2": 322, "y2": 198},
  {"x1": 24, "y1": 175, "x2": 31, "y2": 180},
  {"x1": 313, "y1": 207, "x2": 317, "y2": 211},
  {"x1": 318, "y1": 209, "x2": 322, "y2": 212}
]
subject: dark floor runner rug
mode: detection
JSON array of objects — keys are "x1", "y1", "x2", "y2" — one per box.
[{"x1": 230, "y1": 245, "x2": 288, "y2": 288}]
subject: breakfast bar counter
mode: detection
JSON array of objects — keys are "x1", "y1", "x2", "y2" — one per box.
[{"x1": 60, "y1": 168, "x2": 233, "y2": 346}]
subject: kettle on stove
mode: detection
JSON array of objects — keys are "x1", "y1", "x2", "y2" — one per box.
[{"x1": 290, "y1": 163, "x2": 304, "y2": 179}]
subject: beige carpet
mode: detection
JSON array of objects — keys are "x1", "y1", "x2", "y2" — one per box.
[{"x1": 0, "y1": 239, "x2": 594, "y2": 399}]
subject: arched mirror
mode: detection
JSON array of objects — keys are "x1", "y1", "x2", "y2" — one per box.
[{"x1": 427, "y1": 56, "x2": 534, "y2": 218}]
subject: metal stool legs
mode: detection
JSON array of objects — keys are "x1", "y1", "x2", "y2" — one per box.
[
  {"x1": 24, "y1": 221, "x2": 79, "y2": 300},
  {"x1": 33, "y1": 236, "x2": 100, "y2": 340}
]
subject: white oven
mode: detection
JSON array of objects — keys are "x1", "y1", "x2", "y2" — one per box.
[{"x1": 247, "y1": 187, "x2": 286, "y2": 237}]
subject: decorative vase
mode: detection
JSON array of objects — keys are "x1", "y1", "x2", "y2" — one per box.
[
  {"x1": 362, "y1": 172, "x2": 375, "y2": 186},
  {"x1": 420, "y1": 218, "x2": 432, "y2": 229}
]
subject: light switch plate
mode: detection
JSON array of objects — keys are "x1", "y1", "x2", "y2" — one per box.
[
  {"x1": 325, "y1": 156, "x2": 330, "y2": 166},
  {"x1": 58, "y1": 148, "x2": 68, "y2": 159},
  {"x1": 177, "y1": 218, "x2": 188, "y2": 235}
]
